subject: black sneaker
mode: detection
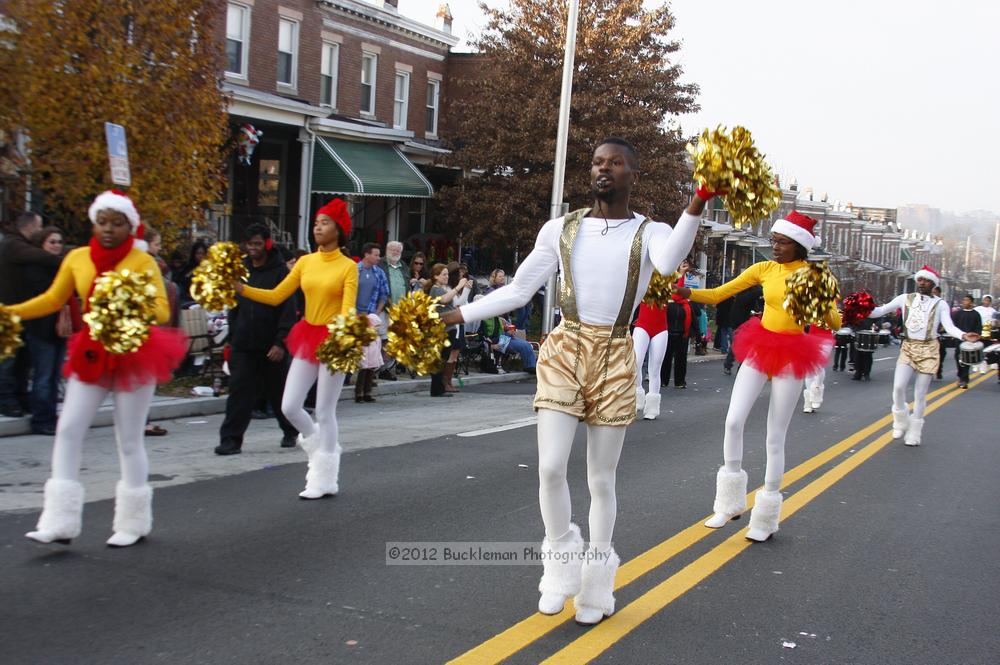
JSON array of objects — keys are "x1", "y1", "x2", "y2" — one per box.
[
  {"x1": 723, "y1": 367, "x2": 732, "y2": 376},
  {"x1": 31, "y1": 424, "x2": 57, "y2": 436},
  {"x1": 0, "y1": 404, "x2": 24, "y2": 418},
  {"x1": 214, "y1": 440, "x2": 242, "y2": 455},
  {"x1": 280, "y1": 434, "x2": 297, "y2": 448}
]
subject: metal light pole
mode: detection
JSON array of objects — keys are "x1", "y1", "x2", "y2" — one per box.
[
  {"x1": 541, "y1": 0, "x2": 581, "y2": 335},
  {"x1": 990, "y1": 220, "x2": 999, "y2": 297}
]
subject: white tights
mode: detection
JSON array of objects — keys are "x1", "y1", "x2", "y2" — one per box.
[
  {"x1": 537, "y1": 409, "x2": 625, "y2": 551},
  {"x1": 282, "y1": 357, "x2": 345, "y2": 453},
  {"x1": 891, "y1": 362, "x2": 932, "y2": 419},
  {"x1": 722, "y1": 364, "x2": 802, "y2": 492},
  {"x1": 633, "y1": 329, "x2": 668, "y2": 395},
  {"x1": 51, "y1": 378, "x2": 156, "y2": 488}
]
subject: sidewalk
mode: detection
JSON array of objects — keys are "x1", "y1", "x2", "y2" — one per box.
[{"x1": 0, "y1": 370, "x2": 531, "y2": 438}]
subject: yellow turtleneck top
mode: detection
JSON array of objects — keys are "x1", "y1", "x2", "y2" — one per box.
[
  {"x1": 8, "y1": 247, "x2": 169, "y2": 324},
  {"x1": 241, "y1": 248, "x2": 358, "y2": 325},
  {"x1": 689, "y1": 260, "x2": 842, "y2": 333}
]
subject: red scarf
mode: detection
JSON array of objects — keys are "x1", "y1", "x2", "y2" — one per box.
[{"x1": 86, "y1": 236, "x2": 134, "y2": 306}]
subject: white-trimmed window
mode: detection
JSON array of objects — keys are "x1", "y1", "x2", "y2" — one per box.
[
  {"x1": 226, "y1": 3, "x2": 250, "y2": 77},
  {"x1": 393, "y1": 71, "x2": 409, "y2": 129},
  {"x1": 425, "y1": 79, "x2": 440, "y2": 137},
  {"x1": 361, "y1": 52, "x2": 377, "y2": 115},
  {"x1": 277, "y1": 18, "x2": 298, "y2": 88},
  {"x1": 321, "y1": 42, "x2": 339, "y2": 107}
]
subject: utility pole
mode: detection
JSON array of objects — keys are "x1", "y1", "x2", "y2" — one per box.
[{"x1": 541, "y1": 0, "x2": 581, "y2": 336}]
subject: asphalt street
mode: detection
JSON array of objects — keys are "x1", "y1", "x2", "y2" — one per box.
[{"x1": 1, "y1": 346, "x2": 998, "y2": 665}]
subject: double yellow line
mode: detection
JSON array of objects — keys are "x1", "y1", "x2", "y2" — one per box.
[{"x1": 449, "y1": 370, "x2": 995, "y2": 664}]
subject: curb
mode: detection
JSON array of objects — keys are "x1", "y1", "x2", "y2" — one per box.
[{"x1": 0, "y1": 371, "x2": 531, "y2": 438}]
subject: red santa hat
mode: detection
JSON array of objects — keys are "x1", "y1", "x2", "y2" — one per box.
[
  {"x1": 770, "y1": 211, "x2": 819, "y2": 250},
  {"x1": 316, "y1": 198, "x2": 352, "y2": 240},
  {"x1": 88, "y1": 189, "x2": 147, "y2": 250},
  {"x1": 913, "y1": 264, "x2": 940, "y2": 285}
]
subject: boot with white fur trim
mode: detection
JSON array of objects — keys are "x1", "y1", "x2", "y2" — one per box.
[
  {"x1": 26, "y1": 478, "x2": 85, "y2": 545},
  {"x1": 107, "y1": 482, "x2": 152, "y2": 547},
  {"x1": 635, "y1": 387, "x2": 645, "y2": 415},
  {"x1": 802, "y1": 389, "x2": 813, "y2": 413},
  {"x1": 297, "y1": 430, "x2": 321, "y2": 459},
  {"x1": 904, "y1": 417, "x2": 924, "y2": 446},
  {"x1": 642, "y1": 393, "x2": 661, "y2": 420},
  {"x1": 746, "y1": 490, "x2": 782, "y2": 542},
  {"x1": 811, "y1": 385, "x2": 824, "y2": 410},
  {"x1": 574, "y1": 548, "x2": 620, "y2": 626},
  {"x1": 891, "y1": 407, "x2": 909, "y2": 439},
  {"x1": 704, "y1": 467, "x2": 748, "y2": 528},
  {"x1": 537, "y1": 523, "x2": 584, "y2": 615},
  {"x1": 299, "y1": 446, "x2": 341, "y2": 499}
]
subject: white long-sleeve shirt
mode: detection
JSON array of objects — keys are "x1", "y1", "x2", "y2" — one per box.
[
  {"x1": 869, "y1": 293, "x2": 964, "y2": 341},
  {"x1": 459, "y1": 211, "x2": 701, "y2": 325}
]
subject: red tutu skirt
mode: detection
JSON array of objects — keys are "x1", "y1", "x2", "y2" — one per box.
[
  {"x1": 286, "y1": 319, "x2": 327, "y2": 364},
  {"x1": 732, "y1": 317, "x2": 833, "y2": 379},
  {"x1": 64, "y1": 326, "x2": 189, "y2": 390}
]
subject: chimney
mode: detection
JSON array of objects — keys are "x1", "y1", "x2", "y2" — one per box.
[{"x1": 436, "y1": 3, "x2": 453, "y2": 33}]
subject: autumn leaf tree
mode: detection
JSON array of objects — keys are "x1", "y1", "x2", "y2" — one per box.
[
  {"x1": 0, "y1": 0, "x2": 229, "y2": 246},
  {"x1": 440, "y1": 0, "x2": 699, "y2": 254}
]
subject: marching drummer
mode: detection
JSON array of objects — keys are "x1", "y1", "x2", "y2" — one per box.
[
  {"x1": 951, "y1": 294, "x2": 983, "y2": 389},
  {"x1": 851, "y1": 319, "x2": 877, "y2": 382},
  {"x1": 868, "y1": 266, "x2": 979, "y2": 446}
]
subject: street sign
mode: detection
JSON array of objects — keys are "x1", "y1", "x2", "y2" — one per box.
[{"x1": 104, "y1": 122, "x2": 131, "y2": 187}]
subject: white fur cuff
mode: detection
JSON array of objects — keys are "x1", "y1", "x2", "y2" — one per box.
[{"x1": 712, "y1": 468, "x2": 748, "y2": 516}]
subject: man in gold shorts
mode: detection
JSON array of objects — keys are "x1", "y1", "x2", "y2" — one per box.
[
  {"x1": 443, "y1": 137, "x2": 713, "y2": 625},
  {"x1": 868, "y1": 265, "x2": 978, "y2": 446}
]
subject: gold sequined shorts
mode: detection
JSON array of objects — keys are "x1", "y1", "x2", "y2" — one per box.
[
  {"x1": 899, "y1": 338, "x2": 940, "y2": 375},
  {"x1": 533, "y1": 320, "x2": 637, "y2": 426}
]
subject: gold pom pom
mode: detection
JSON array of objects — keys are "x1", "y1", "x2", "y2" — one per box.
[
  {"x1": 687, "y1": 125, "x2": 782, "y2": 229},
  {"x1": 83, "y1": 269, "x2": 158, "y2": 354},
  {"x1": 190, "y1": 242, "x2": 248, "y2": 312},
  {"x1": 0, "y1": 305, "x2": 24, "y2": 361},
  {"x1": 783, "y1": 262, "x2": 841, "y2": 329},
  {"x1": 642, "y1": 271, "x2": 681, "y2": 307},
  {"x1": 385, "y1": 291, "x2": 451, "y2": 376},
  {"x1": 315, "y1": 309, "x2": 378, "y2": 375}
]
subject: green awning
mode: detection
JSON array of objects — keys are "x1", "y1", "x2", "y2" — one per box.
[
  {"x1": 312, "y1": 137, "x2": 433, "y2": 198},
  {"x1": 900, "y1": 248, "x2": 914, "y2": 261}
]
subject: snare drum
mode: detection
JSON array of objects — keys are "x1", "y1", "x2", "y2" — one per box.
[
  {"x1": 958, "y1": 341, "x2": 984, "y2": 366},
  {"x1": 855, "y1": 330, "x2": 879, "y2": 352},
  {"x1": 834, "y1": 328, "x2": 854, "y2": 348},
  {"x1": 878, "y1": 330, "x2": 891, "y2": 346},
  {"x1": 985, "y1": 343, "x2": 1000, "y2": 366},
  {"x1": 991, "y1": 327, "x2": 1000, "y2": 343}
]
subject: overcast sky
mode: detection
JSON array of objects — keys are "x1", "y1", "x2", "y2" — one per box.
[{"x1": 398, "y1": 0, "x2": 1000, "y2": 216}]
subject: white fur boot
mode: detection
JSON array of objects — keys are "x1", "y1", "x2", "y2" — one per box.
[
  {"x1": 891, "y1": 407, "x2": 909, "y2": 439},
  {"x1": 642, "y1": 393, "x2": 661, "y2": 420},
  {"x1": 704, "y1": 467, "x2": 748, "y2": 528},
  {"x1": 299, "y1": 445, "x2": 341, "y2": 499},
  {"x1": 802, "y1": 389, "x2": 813, "y2": 413},
  {"x1": 904, "y1": 417, "x2": 924, "y2": 447},
  {"x1": 746, "y1": 490, "x2": 782, "y2": 542},
  {"x1": 574, "y1": 548, "x2": 620, "y2": 625},
  {"x1": 297, "y1": 430, "x2": 321, "y2": 459},
  {"x1": 26, "y1": 478, "x2": 85, "y2": 545},
  {"x1": 811, "y1": 385, "x2": 824, "y2": 410},
  {"x1": 537, "y1": 523, "x2": 584, "y2": 615},
  {"x1": 635, "y1": 386, "x2": 645, "y2": 415},
  {"x1": 107, "y1": 482, "x2": 153, "y2": 547}
]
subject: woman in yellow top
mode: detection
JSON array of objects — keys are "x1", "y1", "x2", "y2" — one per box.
[
  {"x1": 675, "y1": 212, "x2": 841, "y2": 542},
  {"x1": 7, "y1": 191, "x2": 186, "y2": 547},
  {"x1": 236, "y1": 198, "x2": 358, "y2": 499}
]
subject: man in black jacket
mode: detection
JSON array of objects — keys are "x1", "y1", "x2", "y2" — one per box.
[
  {"x1": 723, "y1": 284, "x2": 764, "y2": 375},
  {"x1": 0, "y1": 212, "x2": 62, "y2": 417},
  {"x1": 951, "y1": 294, "x2": 982, "y2": 389},
  {"x1": 216, "y1": 224, "x2": 298, "y2": 455}
]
